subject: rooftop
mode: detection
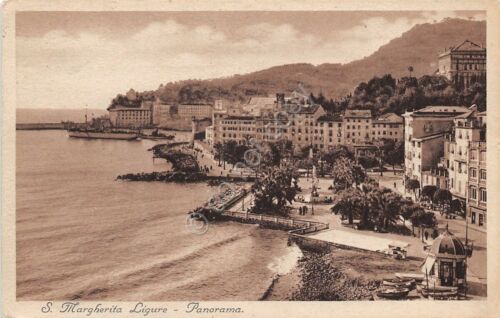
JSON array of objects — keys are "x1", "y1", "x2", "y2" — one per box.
[
  {"x1": 429, "y1": 226, "x2": 467, "y2": 259},
  {"x1": 344, "y1": 109, "x2": 372, "y2": 118},
  {"x1": 374, "y1": 113, "x2": 403, "y2": 123},
  {"x1": 412, "y1": 131, "x2": 447, "y2": 141},
  {"x1": 409, "y1": 106, "x2": 469, "y2": 117},
  {"x1": 178, "y1": 104, "x2": 213, "y2": 107},
  {"x1": 317, "y1": 113, "x2": 342, "y2": 122}
]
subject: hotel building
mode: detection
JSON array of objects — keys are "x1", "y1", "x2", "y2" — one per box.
[
  {"x1": 437, "y1": 40, "x2": 486, "y2": 89},
  {"x1": 210, "y1": 95, "x2": 403, "y2": 153},
  {"x1": 403, "y1": 106, "x2": 469, "y2": 183}
]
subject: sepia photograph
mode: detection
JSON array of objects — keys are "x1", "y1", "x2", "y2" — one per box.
[{"x1": 3, "y1": 1, "x2": 500, "y2": 317}]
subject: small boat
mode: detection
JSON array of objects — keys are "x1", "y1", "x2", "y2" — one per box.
[
  {"x1": 382, "y1": 278, "x2": 415, "y2": 288},
  {"x1": 376, "y1": 287, "x2": 410, "y2": 300},
  {"x1": 418, "y1": 285, "x2": 459, "y2": 299},
  {"x1": 395, "y1": 273, "x2": 425, "y2": 282}
]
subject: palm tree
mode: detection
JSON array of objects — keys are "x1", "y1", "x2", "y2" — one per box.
[
  {"x1": 408, "y1": 66, "x2": 414, "y2": 77},
  {"x1": 369, "y1": 188, "x2": 403, "y2": 229},
  {"x1": 331, "y1": 157, "x2": 355, "y2": 190},
  {"x1": 331, "y1": 188, "x2": 365, "y2": 225}
]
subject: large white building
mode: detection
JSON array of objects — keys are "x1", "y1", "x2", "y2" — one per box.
[{"x1": 210, "y1": 95, "x2": 403, "y2": 153}]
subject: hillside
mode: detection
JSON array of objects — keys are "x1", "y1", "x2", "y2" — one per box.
[{"x1": 120, "y1": 18, "x2": 485, "y2": 105}]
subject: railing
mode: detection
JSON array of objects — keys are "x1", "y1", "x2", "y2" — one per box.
[{"x1": 222, "y1": 209, "x2": 329, "y2": 234}]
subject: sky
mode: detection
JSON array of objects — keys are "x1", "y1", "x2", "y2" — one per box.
[{"x1": 16, "y1": 11, "x2": 485, "y2": 109}]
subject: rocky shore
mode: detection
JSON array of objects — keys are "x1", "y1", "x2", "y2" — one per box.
[
  {"x1": 265, "y1": 247, "x2": 421, "y2": 301},
  {"x1": 117, "y1": 171, "x2": 253, "y2": 183}
]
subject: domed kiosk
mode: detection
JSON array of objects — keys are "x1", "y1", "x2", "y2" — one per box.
[{"x1": 421, "y1": 225, "x2": 468, "y2": 288}]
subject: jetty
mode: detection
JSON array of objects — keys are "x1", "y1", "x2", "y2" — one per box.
[
  {"x1": 196, "y1": 188, "x2": 330, "y2": 235},
  {"x1": 16, "y1": 123, "x2": 65, "y2": 130}
]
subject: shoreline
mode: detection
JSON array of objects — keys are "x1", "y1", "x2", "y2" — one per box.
[{"x1": 265, "y1": 245, "x2": 422, "y2": 301}]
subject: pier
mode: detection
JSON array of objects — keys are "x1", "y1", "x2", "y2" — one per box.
[
  {"x1": 213, "y1": 190, "x2": 330, "y2": 234},
  {"x1": 16, "y1": 123, "x2": 65, "y2": 130}
]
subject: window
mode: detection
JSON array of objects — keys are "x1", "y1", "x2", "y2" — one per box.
[
  {"x1": 470, "y1": 150, "x2": 477, "y2": 160},
  {"x1": 470, "y1": 168, "x2": 477, "y2": 178},
  {"x1": 480, "y1": 188, "x2": 487, "y2": 202},
  {"x1": 480, "y1": 169, "x2": 486, "y2": 180},
  {"x1": 469, "y1": 187, "x2": 477, "y2": 200},
  {"x1": 480, "y1": 151, "x2": 486, "y2": 162}
]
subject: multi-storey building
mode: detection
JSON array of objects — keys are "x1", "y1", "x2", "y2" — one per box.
[
  {"x1": 205, "y1": 125, "x2": 214, "y2": 146},
  {"x1": 343, "y1": 110, "x2": 372, "y2": 145},
  {"x1": 371, "y1": 113, "x2": 404, "y2": 142},
  {"x1": 446, "y1": 109, "x2": 487, "y2": 226},
  {"x1": 403, "y1": 106, "x2": 469, "y2": 183},
  {"x1": 151, "y1": 99, "x2": 171, "y2": 126},
  {"x1": 108, "y1": 103, "x2": 152, "y2": 128},
  {"x1": 210, "y1": 95, "x2": 404, "y2": 154},
  {"x1": 177, "y1": 104, "x2": 213, "y2": 119},
  {"x1": 437, "y1": 40, "x2": 486, "y2": 89},
  {"x1": 467, "y1": 135, "x2": 487, "y2": 227}
]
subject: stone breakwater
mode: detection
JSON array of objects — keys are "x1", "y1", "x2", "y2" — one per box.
[
  {"x1": 149, "y1": 143, "x2": 199, "y2": 172},
  {"x1": 117, "y1": 171, "x2": 253, "y2": 183}
]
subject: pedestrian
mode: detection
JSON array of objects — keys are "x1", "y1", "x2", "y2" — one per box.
[
  {"x1": 394, "y1": 182, "x2": 397, "y2": 188},
  {"x1": 424, "y1": 231, "x2": 429, "y2": 241}
]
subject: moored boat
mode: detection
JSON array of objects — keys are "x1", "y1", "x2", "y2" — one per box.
[
  {"x1": 68, "y1": 130, "x2": 138, "y2": 140},
  {"x1": 376, "y1": 287, "x2": 410, "y2": 300},
  {"x1": 382, "y1": 278, "x2": 415, "y2": 289},
  {"x1": 395, "y1": 272, "x2": 425, "y2": 282},
  {"x1": 418, "y1": 284, "x2": 459, "y2": 299}
]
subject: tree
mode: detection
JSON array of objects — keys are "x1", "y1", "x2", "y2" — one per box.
[
  {"x1": 408, "y1": 66, "x2": 414, "y2": 77},
  {"x1": 322, "y1": 145, "x2": 354, "y2": 165},
  {"x1": 213, "y1": 142, "x2": 223, "y2": 165},
  {"x1": 352, "y1": 164, "x2": 367, "y2": 188},
  {"x1": 409, "y1": 209, "x2": 437, "y2": 240},
  {"x1": 331, "y1": 188, "x2": 367, "y2": 225},
  {"x1": 433, "y1": 189, "x2": 452, "y2": 212},
  {"x1": 331, "y1": 157, "x2": 366, "y2": 190},
  {"x1": 383, "y1": 140, "x2": 404, "y2": 174},
  {"x1": 357, "y1": 156, "x2": 379, "y2": 169},
  {"x1": 405, "y1": 178, "x2": 420, "y2": 200},
  {"x1": 368, "y1": 187, "x2": 403, "y2": 229},
  {"x1": 421, "y1": 185, "x2": 437, "y2": 203},
  {"x1": 400, "y1": 199, "x2": 416, "y2": 229},
  {"x1": 250, "y1": 165, "x2": 299, "y2": 216}
]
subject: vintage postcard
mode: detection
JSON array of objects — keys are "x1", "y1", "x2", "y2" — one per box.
[{"x1": 2, "y1": 0, "x2": 499, "y2": 317}]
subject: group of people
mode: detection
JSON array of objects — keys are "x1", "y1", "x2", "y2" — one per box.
[
  {"x1": 200, "y1": 165, "x2": 212, "y2": 173},
  {"x1": 298, "y1": 205, "x2": 312, "y2": 216}
]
